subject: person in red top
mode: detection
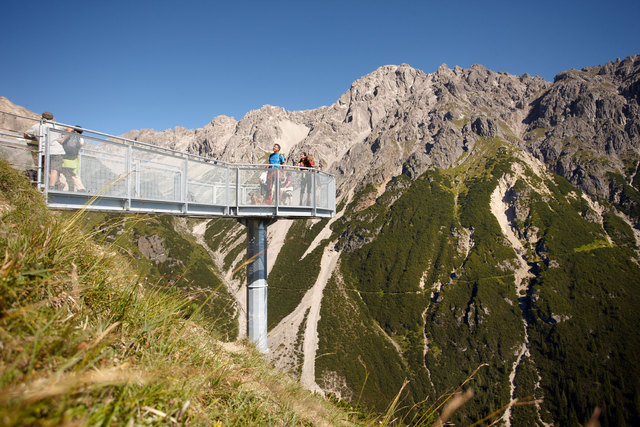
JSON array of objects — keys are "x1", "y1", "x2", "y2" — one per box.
[{"x1": 298, "y1": 153, "x2": 315, "y2": 205}]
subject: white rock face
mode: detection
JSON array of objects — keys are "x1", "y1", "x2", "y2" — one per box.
[
  {"x1": 4, "y1": 57, "x2": 639, "y2": 207},
  {"x1": 114, "y1": 63, "x2": 548, "y2": 201},
  {"x1": 0, "y1": 97, "x2": 39, "y2": 130},
  {"x1": 0, "y1": 62, "x2": 553, "y2": 205}
]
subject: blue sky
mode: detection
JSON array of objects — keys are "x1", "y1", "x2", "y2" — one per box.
[{"x1": 2, "y1": 0, "x2": 638, "y2": 135}]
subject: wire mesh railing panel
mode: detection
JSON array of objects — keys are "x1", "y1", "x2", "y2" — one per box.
[
  {"x1": 77, "y1": 136, "x2": 128, "y2": 196},
  {"x1": 1, "y1": 110, "x2": 335, "y2": 218},
  {"x1": 278, "y1": 168, "x2": 298, "y2": 207},
  {"x1": 328, "y1": 176, "x2": 336, "y2": 211},
  {"x1": 316, "y1": 173, "x2": 332, "y2": 209},
  {"x1": 42, "y1": 128, "x2": 126, "y2": 196},
  {"x1": 228, "y1": 167, "x2": 237, "y2": 206},
  {"x1": 131, "y1": 146, "x2": 184, "y2": 201},
  {"x1": 80, "y1": 152, "x2": 127, "y2": 196},
  {"x1": 0, "y1": 133, "x2": 36, "y2": 173},
  {"x1": 187, "y1": 159, "x2": 230, "y2": 205},
  {"x1": 296, "y1": 169, "x2": 315, "y2": 208},
  {"x1": 239, "y1": 167, "x2": 275, "y2": 206}
]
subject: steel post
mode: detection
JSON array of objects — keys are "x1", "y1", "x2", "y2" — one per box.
[
  {"x1": 36, "y1": 122, "x2": 44, "y2": 191},
  {"x1": 43, "y1": 126, "x2": 50, "y2": 197},
  {"x1": 243, "y1": 218, "x2": 271, "y2": 353}
]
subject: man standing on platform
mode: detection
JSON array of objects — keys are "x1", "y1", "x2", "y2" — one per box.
[{"x1": 265, "y1": 143, "x2": 285, "y2": 204}]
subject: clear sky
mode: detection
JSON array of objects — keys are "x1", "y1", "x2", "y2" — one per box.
[{"x1": 2, "y1": 0, "x2": 638, "y2": 135}]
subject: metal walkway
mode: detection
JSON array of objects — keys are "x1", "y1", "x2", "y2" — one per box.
[
  {"x1": 1, "y1": 110, "x2": 336, "y2": 354},
  {"x1": 0, "y1": 111, "x2": 335, "y2": 219}
]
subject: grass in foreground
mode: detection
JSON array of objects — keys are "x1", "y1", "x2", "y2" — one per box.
[
  {"x1": 0, "y1": 161, "x2": 530, "y2": 426},
  {"x1": 0, "y1": 161, "x2": 354, "y2": 426}
]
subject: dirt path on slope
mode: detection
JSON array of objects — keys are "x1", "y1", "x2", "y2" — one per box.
[
  {"x1": 490, "y1": 177, "x2": 533, "y2": 294},
  {"x1": 268, "y1": 219, "x2": 293, "y2": 272},
  {"x1": 300, "y1": 244, "x2": 339, "y2": 392},
  {"x1": 268, "y1": 241, "x2": 339, "y2": 394},
  {"x1": 185, "y1": 219, "x2": 247, "y2": 338}
]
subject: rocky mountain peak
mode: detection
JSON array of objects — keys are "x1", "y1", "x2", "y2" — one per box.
[
  {"x1": 2, "y1": 55, "x2": 638, "y2": 212},
  {"x1": 108, "y1": 60, "x2": 550, "y2": 193},
  {"x1": 523, "y1": 54, "x2": 640, "y2": 200}
]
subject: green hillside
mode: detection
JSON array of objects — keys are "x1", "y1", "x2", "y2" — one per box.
[
  {"x1": 77, "y1": 213, "x2": 239, "y2": 341},
  {"x1": 0, "y1": 160, "x2": 356, "y2": 426},
  {"x1": 320, "y1": 140, "x2": 640, "y2": 425},
  {"x1": 12, "y1": 131, "x2": 637, "y2": 425}
]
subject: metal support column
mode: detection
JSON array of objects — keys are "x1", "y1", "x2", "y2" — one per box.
[
  {"x1": 242, "y1": 218, "x2": 274, "y2": 353},
  {"x1": 36, "y1": 122, "x2": 44, "y2": 191},
  {"x1": 182, "y1": 156, "x2": 188, "y2": 214},
  {"x1": 125, "y1": 144, "x2": 132, "y2": 210}
]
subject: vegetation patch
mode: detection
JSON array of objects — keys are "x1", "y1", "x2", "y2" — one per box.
[
  {"x1": 452, "y1": 117, "x2": 468, "y2": 128},
  {"x1": 529, "y1": 127, "x2": 548, "y2": 141},
  {"x1": 0, "y1": 160, "x2": 354, "y2": 426},
  {"x1": 268, "y1": 219, "x2": 329, "y2": 329},
  {"x1": 204, "y1": 218, "x2": 239, "y2": 249},
  {"x1": 316, "y1": 274, "x2": 416, "y2": 414},
  {"x1": 602, "y1": 210, "x2": 636, "y2": 247},
  {"x1": 291, "y1": 308, "x2": 310, "y2": 378},
  {"x1": 424, "y1": 152, "x2": 525, "y2": 423},
  {"x1": 573, "y1": 239, "x2": 611, "y2": 252},
  {"x1": 78, "y1": 212, "x2": 238, "y2": 340},
  {"x1": 607, "y1": 171, "x2": 640, "y2": 221},
  {"x1": 518, "y1": 168, "x2": 640, "y2": 425}
]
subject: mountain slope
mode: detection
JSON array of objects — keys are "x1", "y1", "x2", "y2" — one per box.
[
  {"x1": 3, "y1": 53, "x2": 640, "y2": 425},
  {"x1": 0, "y1": 160, "x2": 355, "y2": 426}
]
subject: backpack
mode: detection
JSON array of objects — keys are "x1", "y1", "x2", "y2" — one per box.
[
  {"x1": 269, "y1": 153, "x2": 285, "y2": 166},
  {"x1": 63, "y1": 135, "x2": 82, "y2": 158}
]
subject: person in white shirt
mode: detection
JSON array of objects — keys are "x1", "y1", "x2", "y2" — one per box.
[{"x1": 24, "y1": 111, "x2": 66, "y2": 188}]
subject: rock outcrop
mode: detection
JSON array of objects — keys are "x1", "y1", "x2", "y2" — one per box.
[
  {"x1": 522, "y1": 55, "x2": 640, "y2": 201},
  {"x1": 115, "y1": 62, "x2": 553, "y2": 200}
]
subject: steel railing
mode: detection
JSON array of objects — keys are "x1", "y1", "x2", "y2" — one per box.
[{"x1": 0, "y1": 110, "x2": 335, "y2": 218}]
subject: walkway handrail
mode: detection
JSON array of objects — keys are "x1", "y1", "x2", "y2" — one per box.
[
  {"x1": 0, "y1": 109, "x2": 335, "y2": 219},
  {"x1": 1, "y1": 109, "x2": 335, "y2": 354},
  {"x1": 1, "y1": 110, "x2": 333, "y2": 177}
]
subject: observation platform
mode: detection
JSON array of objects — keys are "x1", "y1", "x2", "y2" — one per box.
[
  {"x1": 0, "y1": 110, "x2": 334, "y2": 353},
  {"x1": 0, "y1": 112, "x2": 336, "y2": 219}
]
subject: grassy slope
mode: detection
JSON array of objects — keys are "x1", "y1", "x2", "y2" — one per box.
[
  {"x1": 318, "y1": 171, "x2": 459, "y2": 417},
  {"x1": 0, "y1": 160, "x2": 356, "y2": 426},
  {"x1": 424, "y1": 147, "x2": 524, "y2": 424},
  {"x1": 268, "y1": 218, "x2": 330, "y2": 330},
  {"x1": 523, "y1": 173, "x2": 640, "y2": 426},
  {"x1": 320, "y1": 139, "x2": 640, "y2": 425},
  {"x1": 77, "y1": 212, "x2": 239, "y2": 341}
]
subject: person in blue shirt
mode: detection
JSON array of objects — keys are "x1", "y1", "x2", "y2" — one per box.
[
  {"x1": 269, "y1": 144, "x2": 285, "y2": 167},
  {"x1": 266, "y1": 144, "x2": 286, "y2": 203}
]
